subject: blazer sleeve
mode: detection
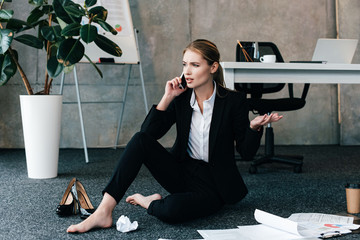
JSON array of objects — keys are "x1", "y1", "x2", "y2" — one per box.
[
  {"x1": 140, "y1": 102, "x2": 176, "y2": 140},
  {"x1": 233, "y1": 93, "x2": 263, "y2": 160}
]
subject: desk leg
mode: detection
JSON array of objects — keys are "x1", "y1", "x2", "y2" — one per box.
[{"x1": 223, "y1": 68, "x2": 235, "y2": 90}]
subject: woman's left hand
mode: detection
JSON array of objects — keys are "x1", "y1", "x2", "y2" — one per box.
[{"x1": 250, "y1": 113, "x2": 283, "y2": 131}]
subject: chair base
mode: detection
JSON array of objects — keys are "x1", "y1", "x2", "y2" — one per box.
[
  {"x1": 249, "y1": 154, "x2": 303, "y2": 174},
  {"x1": 248, "y1": 122, "x2": 304, "y2": 174}
]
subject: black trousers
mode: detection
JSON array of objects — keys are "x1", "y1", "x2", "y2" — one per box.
[{"x1": 103, "y1": 131, "x2": 224, "y2": 223}]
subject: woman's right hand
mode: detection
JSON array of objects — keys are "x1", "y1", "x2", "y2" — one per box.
[
  {"x1": 157, "y1": 76, "x2": 186, "y2": 111},
  {"x1": 164, "y1": 76, "x2": 187, "y2": 99}
]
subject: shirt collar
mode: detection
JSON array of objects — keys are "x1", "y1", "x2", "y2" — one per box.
[{"x1": 190, "y1": 81, "x2": 217, "y2": 109}]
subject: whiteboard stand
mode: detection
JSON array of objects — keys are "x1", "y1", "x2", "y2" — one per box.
[
  {"x1": 135, "y1": 29, "x2": 149, "y2": 115},
  {"x1": 114, "y1": 63, "x2": 131, "y2": 150},
  {"x1": 114, "y1": 28, "x2": 149, "y2": 149},
  {"x1": 59, "y1": 66, "x2": 89, "y2": 163},
  {"x1": 59, "y1": 30, "x2": 148, "y2": 163}
]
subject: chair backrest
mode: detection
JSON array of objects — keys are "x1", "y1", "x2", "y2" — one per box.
[{"x1": 235, "y1": 42, "x2": 285, "y2": 99}]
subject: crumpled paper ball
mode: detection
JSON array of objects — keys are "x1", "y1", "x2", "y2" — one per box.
[{"x1": 116, "y1": 215, "x2": 138, "y2": 233}]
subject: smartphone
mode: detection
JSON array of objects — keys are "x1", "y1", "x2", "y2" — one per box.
[{"x1": 179, "y1": 73, "x2": 187, "y2": 89}]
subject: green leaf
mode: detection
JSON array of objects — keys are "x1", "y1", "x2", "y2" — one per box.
[
  {"x1": 47, "y1": 55, "x2": 64, "y2": 78},
  {"x1": 95, "y1": 19, "x2": 117, "y2": 35},
  {"x1": 61, "y1": 22, "x2": 81, "y2": 36},
  {"x1": 85, "y1": 0, "x2": 97, "y2": 7},
  {"x1": 64, "y1": 4, "x2": 85, "y2": 18},
  {"x1": 6, "y1": 19, "x2": 31, "y2": 33},
  {"x1": 84, "y1": 54, "x2": 103, "y2": 78},
  {"x1": 27, "y1": 7, "x2": 44, "y2": 25},
  {"x1": 35, "y1": 19, "x2": 49, "y2": 41},
  {"x1": 0, "y1": 9, "x2": 14, "y2": 20},
  {"x1": 94, "y1": 34, "x2": 122, "y2": 57},
  {"x1": 42, "y1": 5, "x2": 53, "y2": 14},
  {"x1": 0, "y1": 29, "x2": 14, "y2": 54},
  {"x1": 57, "y1": 38, "x2": 85, "y2": 66},
  {"x1": 0, "y1": 52, "x2": 17, "y2": 86},
  {"x1": 89, "y1": 6, "x2": 107, "y2": 21},
  {"x1": 53, "y1": 0, "x2": 81, "y2": 24},
  {"x1": 80, "y1": 24, "x2": 97, "y2": 43},
  {"x1": 56, "y1": 17, "x2": 68, "y2": 30},
  {"x1": 41, "y1": 25, "x2": 63, "y2": 41},
  {"x1": 14, "y1": 34, "x2": 43, "y2": 49},
  {"x1": 27, "y1": 18, "x2": 48, "y2": 31}
]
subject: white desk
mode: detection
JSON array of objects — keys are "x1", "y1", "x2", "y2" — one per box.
[{"x1": 221, "y1": 62, "x2": 360, "y2": 89}]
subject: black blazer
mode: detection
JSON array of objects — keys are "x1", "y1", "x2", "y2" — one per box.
[{"x1": 141, "y1": 85, "x2": 262, "y2": 204}]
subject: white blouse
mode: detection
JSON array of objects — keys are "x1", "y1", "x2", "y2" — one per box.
[{"x1": 187, "y1": 83, "x2": 216, "y2": 162}]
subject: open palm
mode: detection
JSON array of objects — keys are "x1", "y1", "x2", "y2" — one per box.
[{"x1": 250, "y1": 113, "x2": 283, "y2": 130}]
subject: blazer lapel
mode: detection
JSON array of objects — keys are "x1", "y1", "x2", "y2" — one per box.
[
  {"x1": 208, "y1": 87, "x2": 227, "y2": 162},
  {"x1": 182, "y1": 90, "x2": 193, "y2": 140},
  {"x1": 179, "y1": 89, "x2": 193, "y2": 160}
]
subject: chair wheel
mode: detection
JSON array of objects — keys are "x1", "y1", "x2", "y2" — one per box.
[
  {"x1": 249, "y1": 166, "x2": 257, "y2": 174},
  {"x1": 294, "y1": 165, "x2": 302, "y2": 173}
]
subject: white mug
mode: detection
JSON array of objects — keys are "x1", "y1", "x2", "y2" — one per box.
[{"x1": 260, "y1": 55, "x2": 276, "y2": 63}]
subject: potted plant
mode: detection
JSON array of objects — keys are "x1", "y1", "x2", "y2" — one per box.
[{"x1": 0, "y1": 0, "x2": 122, "y2": 179}]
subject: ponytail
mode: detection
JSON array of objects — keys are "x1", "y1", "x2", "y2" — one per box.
[{"x1": 213, "y1": 63, "x2": 225, "y2": 88}]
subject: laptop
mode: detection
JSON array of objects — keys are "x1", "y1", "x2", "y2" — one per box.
[{"x1": 311, "y1": 38, "x2": 358, "y2": 63}]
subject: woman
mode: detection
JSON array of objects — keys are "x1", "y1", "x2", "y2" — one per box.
[{"x1": 67, "y1": 39, "x2": 282, "y2": 233}]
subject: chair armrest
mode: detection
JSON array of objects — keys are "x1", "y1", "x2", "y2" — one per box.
[{"x1": 287, "y1": 83, "x2": 310, "y2": 100}]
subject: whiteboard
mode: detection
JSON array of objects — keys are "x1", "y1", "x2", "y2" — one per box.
[{"x1": 74, "y1": 0, "x2": 139, "y2": 64}]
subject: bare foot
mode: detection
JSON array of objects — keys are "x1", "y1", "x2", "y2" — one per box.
[
  {"x1": 125, "y1": 193, "x2": 162, "y2": 209},
  {"x1": 67, "y1": 207, "x2": 113, "y2": 233}
]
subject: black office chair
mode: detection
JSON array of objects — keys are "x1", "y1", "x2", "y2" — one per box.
[{"x1": 235, "y1": 42, "x2": 310, "y2": 173}]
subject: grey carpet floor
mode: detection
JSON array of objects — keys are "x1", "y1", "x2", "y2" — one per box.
[{"x1": 0, "y1": 146, "x2": 360, "y2": 240}]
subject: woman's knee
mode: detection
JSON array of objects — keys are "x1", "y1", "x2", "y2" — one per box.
[
  {"x1": 131, "y1": 131, "x2": 146, "y2": 143},
  {"x1": 129, "y1": 132, "x2": 152, "y2": 148}
]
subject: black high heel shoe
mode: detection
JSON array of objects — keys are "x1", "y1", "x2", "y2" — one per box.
[
  {"x1": 56, "y1": 178, "x2": 78, "y2": 216},
  {"x1": 71, "y1": 180, "x2": 96, "y2": 219}
]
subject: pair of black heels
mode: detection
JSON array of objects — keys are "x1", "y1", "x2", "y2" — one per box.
[{"x1": 56, "y1": 178, "x2": 96, "y2": 219}]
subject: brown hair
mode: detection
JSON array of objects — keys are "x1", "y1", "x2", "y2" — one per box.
[{"x1": 183, "y1": 39, "x2": 225, "y2": 89}]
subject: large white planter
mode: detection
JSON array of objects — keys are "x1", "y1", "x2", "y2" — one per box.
[{"x1": 20, "y1": 95, "x2": 63, "y2": 179}]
